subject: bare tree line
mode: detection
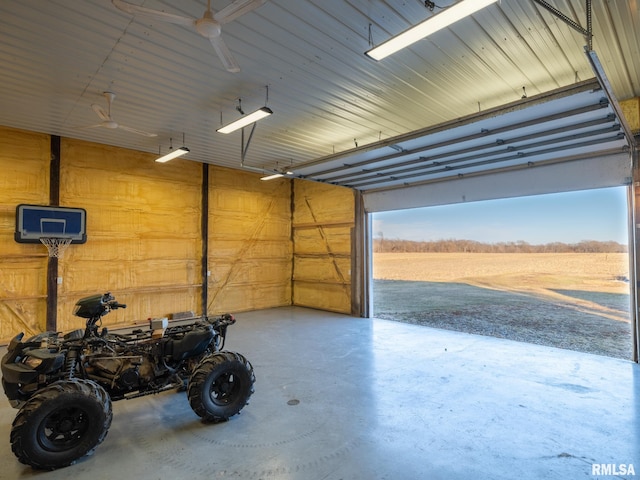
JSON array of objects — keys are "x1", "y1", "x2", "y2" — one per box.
[{"x1": 373, "y1": 237, "x2": 627, "y2": 253}]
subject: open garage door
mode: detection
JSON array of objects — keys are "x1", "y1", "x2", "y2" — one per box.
[
  {"x1": 371, "y1": 188, "x2": 633, "y2": 359},
  {"x1": 292, "y1": 72, "x2": 637, "y2": 360}
]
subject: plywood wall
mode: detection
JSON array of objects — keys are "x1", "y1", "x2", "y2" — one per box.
[
  {"x1": 292, "y1": 179, "x2": 354, "y2": 313},
  {"x1": 0, "y1": 126, "x2": 50, "y2": 340},
  {"x1": 208, "y1": 167, "x2": 292, "y2": 314}
]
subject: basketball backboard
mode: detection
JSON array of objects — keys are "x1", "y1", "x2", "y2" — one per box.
[{"x1": 15, "y1": 204, "x2": 86, "y2": 244}]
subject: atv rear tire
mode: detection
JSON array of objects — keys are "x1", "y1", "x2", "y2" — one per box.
[
  {"x1": 187, "y1": 352, "x2": 255, "y2": 422},
  {"x1": 10, "y1": 378, "x2": 112, "y2": 470}
]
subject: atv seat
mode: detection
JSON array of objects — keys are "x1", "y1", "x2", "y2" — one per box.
[{"x1": 165, "y1": 327, "x2": 214, "y2": 361}]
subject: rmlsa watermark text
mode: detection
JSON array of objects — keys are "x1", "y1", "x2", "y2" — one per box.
[{"x1": 592, "y1": 464, "x2": 635, "y2": 476}]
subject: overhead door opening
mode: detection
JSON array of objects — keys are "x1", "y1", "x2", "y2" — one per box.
[
  {"x1": 371, "y1": 187, "x2": 633, "y2": 359},
  {"x1": 293, "y1": 78, "x2": 636, "y2": 358}
]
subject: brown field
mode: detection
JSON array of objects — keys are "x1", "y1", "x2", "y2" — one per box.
[
  {"x1": 372, "y1": 253, "x2": 632, "y2": 358},
  {"x1": 373, "y1": 252, "x2": 628, "y2": 291},
  {"x1": 374, "y1": 252, "x2": 630, "y2": 322}
]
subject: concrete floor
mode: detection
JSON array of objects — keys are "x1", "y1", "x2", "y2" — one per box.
[{"x1": 0, "y1": 306, "x2": 639, "y2": 480}]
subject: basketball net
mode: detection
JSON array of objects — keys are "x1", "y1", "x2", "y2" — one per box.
[{"x1": 40, "y1": 237, "x2": 73, "y2": 258}]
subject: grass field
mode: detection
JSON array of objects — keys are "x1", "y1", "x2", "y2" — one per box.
[{"x1": 372, "y1": 253, "x2": 633, "y2": 359}]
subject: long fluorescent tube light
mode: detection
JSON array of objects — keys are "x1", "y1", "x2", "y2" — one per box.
[
  {"x1": 155, "y1": 146, "x2": 189, "y2": 163},
  {"x1": 216, "y1": 107, "x2": 273, "y2": 134},
  {"x1": 260, "y1": 173, "x2": 284, "y2": 181},
  {"x1": 365, "y1": 0, "x2": 499, "y2": 61},
  {"x1": 260, "y1": 170, "x2": 293, "y2": 181}
]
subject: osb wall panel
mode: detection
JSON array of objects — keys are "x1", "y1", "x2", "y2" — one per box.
[
  {"x1": 0, "y1": 126, "x2": 50, "y2": 342},
  {"x1": 292, "y1": 180, "x2": 354, "y2": 314},
  {"x1": 56, "y1": 138, "x2": 202, "y2": 332},
  {"x1": 208, "y1": 166, "x2": 292, "y2": 314}
]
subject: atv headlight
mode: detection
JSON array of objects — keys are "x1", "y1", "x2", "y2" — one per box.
[{"x1": 22, "y1": 356, "x2": 43, "y2": 369}]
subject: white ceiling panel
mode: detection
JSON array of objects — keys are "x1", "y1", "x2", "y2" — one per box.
[{"x1": 0, "y1": 0, "x2": 637, "y2": 178}]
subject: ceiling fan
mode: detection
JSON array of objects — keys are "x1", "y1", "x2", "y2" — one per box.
[
  {"x1": 112, "y1": 0, "x2": 268, "y2": 73},
  {"x1": 80, "y1": 91, "x2": 157, "y2": 137}
]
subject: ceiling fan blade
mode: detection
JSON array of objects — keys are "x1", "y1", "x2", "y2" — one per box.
[
  {"x1": 210, "y1": 36, "x2": 240, "y2": 73},
  {"x1": 75, "y1": 124, "x2": 105, "y2": 130},
  {"x1": 112, "y1": 0, "x2": 196, "y2": 27},
  {"x1": 214, "y1": 0, "x2": 267, "y2": 25},
  {"x1": 118, "y1": 124, "x2": 158, "y2": 137},
  {"x1": 92, "y1": 104, "x2": 110, "y2": 121}
]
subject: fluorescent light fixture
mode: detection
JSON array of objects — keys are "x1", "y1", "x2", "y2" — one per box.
[
  {"x1": 365, "y1": 0, "x2": 499, "y2": 61},
  {"x1": 260, "y1": 170, "x2": 293, "y2": 181},
  {"x1": 216, "y1": 107, "x2": 273, "y2": 134},
  {"x1": 155, "y1": 146, "x2": 189, "y2": 163},
  {"x1": 260, "y1": 173, "x2": 284, "y2": 181}
]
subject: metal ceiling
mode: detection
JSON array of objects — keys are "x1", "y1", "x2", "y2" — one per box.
[{"x1": 0, "y1": 0, "x2": 638, "y2": 181}]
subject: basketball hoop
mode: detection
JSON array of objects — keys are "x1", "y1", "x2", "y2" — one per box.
[
  {"x1": 40, "y1": 237, "x2": 73, "y2": 258},
  {"x1": 16, "y1": 205, "x2": 86, "y2": 255}
]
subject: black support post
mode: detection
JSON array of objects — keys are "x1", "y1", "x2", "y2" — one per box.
[
  {"x1": 46, "y1": 135, "x2": 61, "y2": 331},
  {"x1": 201, "y1": 163, "x2": 209, "y2": 316}
]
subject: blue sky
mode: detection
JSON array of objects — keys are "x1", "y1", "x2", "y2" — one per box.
[{"x1": 372, "y1": 187, "x2": 629, "y2": 245}]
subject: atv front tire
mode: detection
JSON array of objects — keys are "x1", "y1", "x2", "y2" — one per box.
[
  {"x1": 187, "y1": 352, "x2": 255, "y2": 422},
  {"x1": 10, "y1": 378, "x2": 113, "y2": 470}
]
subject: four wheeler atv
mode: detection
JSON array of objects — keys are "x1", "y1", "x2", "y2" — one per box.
[{"x1": 1, "y1": 292, "x2": 255, "y2": 470}]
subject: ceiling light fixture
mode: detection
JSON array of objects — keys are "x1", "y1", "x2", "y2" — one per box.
[
  {"x1": 216, "y1": 107, "x2": 273, "y2": 134},
  {"x1": 260, "y1": 173, "x2": 284, "y2": 181},
  {"x1": 155, "y1": 146, "x2": 189, "y2": 163},
  {"x1": 260, "y1": 170, "x2": 293, "y2": 181},
  {"x1": 155, "y1": 135, "x2": 189, "y2": 163},
  {"x1": 365, "y1": 0, "x2": 499, "y2": 61}
]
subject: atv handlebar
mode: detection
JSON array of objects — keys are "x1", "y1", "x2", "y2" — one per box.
[
  {"x1": 207, "y1": 313, "x2": 235, "y2": 328},
  {"x1": 101, "y1": 293, "x2": 126, "y2": 310}
]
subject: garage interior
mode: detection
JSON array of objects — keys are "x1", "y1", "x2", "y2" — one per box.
[{"x1": 1, "y1": 0, "x2": 640, "y2": 478}]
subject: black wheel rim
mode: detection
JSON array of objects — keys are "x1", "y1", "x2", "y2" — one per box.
[
  {"x1": 37, "y1": 405, "x2": 91, "y2": 452},
  {"x1": 209, "y1": 371, "x2": 242, "y2": 406}
]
